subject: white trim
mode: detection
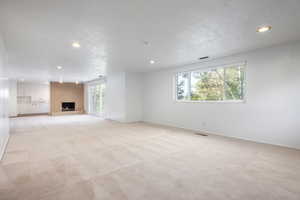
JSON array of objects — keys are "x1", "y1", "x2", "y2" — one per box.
[
  {"x1": 0, "y1": 134, "x2": 10, "y2": 161},
  {"x1": 174, "y1": 100, "x2": 246, "y2": 104},
  {"x1": 143, "y1": 120, "x2": 300, "y2": 150},
  {"x1": 89, "y1": 112, "x2": 105, "y2": 117},
  {"x1": 86, "y1": 82, "x2": 106, "y2": 115},
  {"x1": 173, "y1": 61, "x2": 247, "y2": 73},
  {"x1": 85, "y1": 78, "x2": 106, "y2": 85}
]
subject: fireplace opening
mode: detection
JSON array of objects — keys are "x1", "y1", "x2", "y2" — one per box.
[{"x1": 62, "y1": 102, "x2": 75, "y2": 112}]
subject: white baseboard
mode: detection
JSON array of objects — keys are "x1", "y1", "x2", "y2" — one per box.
[
  {"x1": 143, "y1": 119, "x2": 300, "y2": 150},
  {"x1": 0, "y1": 134, "x2": 10, "y2": 161}
]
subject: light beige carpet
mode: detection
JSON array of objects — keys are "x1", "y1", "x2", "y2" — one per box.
[{"x1": 0, "y1": 115, "x2": 300, "y2": 200}]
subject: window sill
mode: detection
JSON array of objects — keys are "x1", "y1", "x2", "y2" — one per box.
[{"x1": 174, "y1": 100, "x2": 246, "y2": 104}]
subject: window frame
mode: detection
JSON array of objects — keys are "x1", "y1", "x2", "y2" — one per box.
[
  {"x1": 174, "y1": 62, "x2": 247, "y2": 103},
  {"x1": 87, "y1": 80, "x2": 106, "y2": 116}
]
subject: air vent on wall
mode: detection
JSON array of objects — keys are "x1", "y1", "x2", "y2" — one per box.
[
  {"x1": 195, "y1": 132, "x2": 208, "y2": 136},
  {"x1": 198, "y1": 56, "x2": 209, "y2": 60}
]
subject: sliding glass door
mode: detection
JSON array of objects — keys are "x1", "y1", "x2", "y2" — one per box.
[{"x1": 88, "y1": 83, "x2": 105, "y2": 116}]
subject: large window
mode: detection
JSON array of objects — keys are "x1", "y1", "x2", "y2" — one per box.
[
  {"x1": 88, "y1": 83, "x2": 105, "y2": 115},
  {"x1": 176, "y1": 63, "x2": 245, "y2": 102}
]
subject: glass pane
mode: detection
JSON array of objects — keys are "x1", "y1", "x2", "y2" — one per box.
[
  {"x1": 224, "y1": 66, "x2": 244, "y2": 100},
  {"x1": 191, "y1": 68, "x2": 224, "y2": 101},
  {"x1": 100, "y1": 84, "x2": 105, "y2": 112},
  {"x1": 95, "y1": 85, "x2": 100, "y2": 113},
  {"x1": 88, "y1": 83, "x2": 105, "y2": 114},
  {"x1": 176, "y1": 72, "x2": 190, "y2": 100}
]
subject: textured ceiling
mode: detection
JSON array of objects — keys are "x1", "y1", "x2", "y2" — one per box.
[{"x1": 0, "y1": 0, "x2": 300, "y2": 82}]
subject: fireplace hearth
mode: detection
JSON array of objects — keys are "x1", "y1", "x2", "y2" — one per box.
[{"x1": 62, "y1": 102, "x2": 75, "y2": 112}]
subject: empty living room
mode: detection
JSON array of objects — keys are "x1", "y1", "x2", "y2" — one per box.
[{"x1": 1, "y1": 0, "x2": 300, "y2": 199}]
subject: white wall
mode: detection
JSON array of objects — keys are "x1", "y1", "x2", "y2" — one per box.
[
  {"x1": 143, "y1": 41, "x2": 300, "y2": 149},
  {"x1": 125, "y1": 72, "x2": 143, "y2": 122},
  {"x1": 105, "y1": 72, "x2": 126, "y2": 122},
  {"x1": 0, "y1": 78, "x2": 9, "y2": 160},
  {"x1": 9, "y1": 80, "x2": 18, "y2": 117},
  {"x1": 104, "y1": 71, "x2": 143, "y2": 122},
  {"x1": 17, "y1": 82, "x2": 50, "y2": 114},
  {"x1": 0, "y1": 35, "x2": 5, "y2": 76},
  {"x1": 0, "y1": 35, "x2": 9, "y2": 160}
]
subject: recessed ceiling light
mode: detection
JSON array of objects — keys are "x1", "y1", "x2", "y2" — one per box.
[
  {"x1": 257, "y1": 25, "x2": 272, "y2": 33},
  {"x1": 150, "y1": 60, "x2": 155, "y2": 64},
  {"x1": 72, "y1": 42, "x2": 81, "y2": 48},
  {"x1": 57, "y1": 66, "x2": 62, "y2": 70},
  {"x1": 143, "y1": 41, "x2": 150, "y2": 46}
]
